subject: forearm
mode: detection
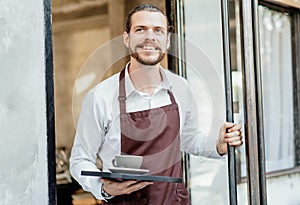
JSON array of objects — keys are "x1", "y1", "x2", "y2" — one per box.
[{"x1": 181, "y1": 130, "x2": 226, "y2": 159}]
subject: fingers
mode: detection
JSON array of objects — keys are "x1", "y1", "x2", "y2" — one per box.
[
  {"x1": 101, "y1": 178, "x2": 136, "y2": 196},
  {"x1": 229, "y1": 139, "x2": 243, "y2": 146},
  {"x1": 217, "y1": 122, "x2": 243, "y2": 154},
  {"x1": 224, "y1": 122, "x2": 243, "y2": 146},
  {"x1": 125, "y1": 181, "x2": 153, "y2": 194},
  {"x1": 225, "y1": 130, "x2": 241, "y2": 138},
  {"x1": 101, "y1": 178, "x2": 136, "y2": 187},
  {"x1": 225, "y1": 135, "x2": 242, "y2": 143},
  {"x1": 101, "y1": 178, "x2": 153, "y2": 196},
  {"x1": 225, "y1": 137, "x2": 243, "y2": 146},
  {"x1": 228, "y1": 124, "x2": 242, "y2": 132},
  {"x1": 224, "y1": 122, "x2": 234, "y2": 128}
]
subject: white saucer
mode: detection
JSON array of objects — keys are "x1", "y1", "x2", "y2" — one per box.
[{"x1": 108, "y1": 167, "x2": 149, "y2": 175}]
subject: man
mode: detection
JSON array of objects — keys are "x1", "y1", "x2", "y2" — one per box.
[{"x1": 70, "y1": 4, "x2": 243, "y2": 205}]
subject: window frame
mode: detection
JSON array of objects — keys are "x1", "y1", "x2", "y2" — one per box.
[{"x1": 237, "y1": 0, "x2": 300, "y2": 184}]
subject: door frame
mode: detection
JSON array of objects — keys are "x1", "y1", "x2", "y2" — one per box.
[{"x1": 44, "y1": 0, "x2": 56, "y2": 204}]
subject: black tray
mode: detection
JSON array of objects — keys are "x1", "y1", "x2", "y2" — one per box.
[{"x1": 81, "y1": 171, "x2": 183, "y2": 183}]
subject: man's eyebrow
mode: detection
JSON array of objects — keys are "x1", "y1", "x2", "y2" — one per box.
[
  {"x1": 153, "y1": 26, "x2": 166, "y2": 30},
  {"x1": 133, "y1": 25, "x2": 147, "y2": 28},
  {"x1": 133, "y1": 25, "x2": 167, "y2": 30}
]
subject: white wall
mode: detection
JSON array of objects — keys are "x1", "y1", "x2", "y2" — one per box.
[
  {"x1": 0, "y1": 0, "x2": 49, "y2": 204},
  {"x1": 266, "y1": 173, "x2": 300, "y2": 205},
  {"x1": 238, "y1": 173, "x2": 300, "y2": 205}
]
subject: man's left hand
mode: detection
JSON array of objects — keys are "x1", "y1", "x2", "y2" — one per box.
[{"x1": 216, "y1": 122, "x2": 243, "y2": 155}]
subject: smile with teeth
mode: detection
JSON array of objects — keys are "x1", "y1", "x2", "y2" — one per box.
[
  {"x1": 143, "y1": 45, "x2": 156, "y2": 50},
  {"x1": 137, "y1": 45, "x2": 159, "y2": 51}
]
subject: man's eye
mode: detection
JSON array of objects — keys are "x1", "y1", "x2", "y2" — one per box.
[
  {"x1": 155, "y1": 29, "x2": 164, "y2": 34},
  {"x1": 136, "y1": 28, "x2": 143, "y2": 32}
]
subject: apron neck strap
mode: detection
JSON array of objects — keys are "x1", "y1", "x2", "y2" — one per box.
[
  {"x1": 167, "y1": 90, "x2": 176, "y2": 104},
  {"x1": 119, "y1": 68, "x2": 127, "y2": 114},
  {"x1": 118, "y1": 68, "x2": 177, "y2": 114}
]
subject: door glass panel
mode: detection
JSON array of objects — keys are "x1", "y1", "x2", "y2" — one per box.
[
  {"x1": 184, "y1": 1, "x2": 228, "y2": 204},
  {"x1": 258, "y1": 5, "x2": 295, "y2": 172}
]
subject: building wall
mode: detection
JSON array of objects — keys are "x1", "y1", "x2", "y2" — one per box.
[
  {"x1": 266, "y1": 173, "x2": 300, "y2": 205},
  {"x1": 0, "y1": 0, "x2": 48, "y2": 204},
  {"x1": 238, "y1": 173, "x2": 300, "y2": 204},
  {"x1": 53, "y1": 27, "x2": 111, "y2": 149}
]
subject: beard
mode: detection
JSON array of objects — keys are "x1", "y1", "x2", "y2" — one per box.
[{"x1": 129, "y1": 44, "x2": 166, "y2": 66}]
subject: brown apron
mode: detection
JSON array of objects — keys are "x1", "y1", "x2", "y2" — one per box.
[{"x1": 103, "y1": 69, "x2": 191, "y2": 205}]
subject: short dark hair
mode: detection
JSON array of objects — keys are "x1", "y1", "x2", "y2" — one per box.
[{"x1": 125, "y1": 4, "x2": 168, "y2": 33}]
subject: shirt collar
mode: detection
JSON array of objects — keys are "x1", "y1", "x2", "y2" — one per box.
[{"x1": 124, "y1": 62, "x2": 172, "y2": 97}]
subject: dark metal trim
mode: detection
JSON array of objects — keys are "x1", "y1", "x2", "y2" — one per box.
[
  {"x1": 174, "y1": 0, "x2": 186, "y2": 78},
  {"x1": 44, "y1": 0, "x2": 57, "y2": 204},
  {"x1": 239, "y1": 0, "x2": 268, "y2": 204},
  {"x1": 166, "y1": 0, "x2": 178, "y2": 74},
  {"x1": 220, "y1": 1, "x2": 237, "y2": 204},
  {"x1": 292, "y1": 12, "x2": 300, "y2": 166},
  {"x1": 252, "y1": 1, "x2": 268, "y2": 204},
  {"x1": 166, "y1": 0, "x2": 186, "y2": 77}
]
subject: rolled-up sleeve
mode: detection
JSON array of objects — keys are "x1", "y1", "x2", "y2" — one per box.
[{"x1": 180, "y1": 86, "x2": 225, "y2": 159}]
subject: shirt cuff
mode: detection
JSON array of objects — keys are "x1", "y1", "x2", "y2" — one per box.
[
  {"x1": 100, "y1": 183, "x2": 114, "y2": 201},
  {"x1": 209, "y1": 146, "x2": 227, "y2": 159}
]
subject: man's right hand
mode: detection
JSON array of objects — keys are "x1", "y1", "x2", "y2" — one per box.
[{"x1": 101, "y1": 178, "x2": 153, "y2": 196}]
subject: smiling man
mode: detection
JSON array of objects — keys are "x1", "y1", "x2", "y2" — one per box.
[
  {"x1": 124, "y1": 9, "x2": 169, "y2": 67},
  {"x1": 70, "y1": 4, "x2": 243, "y2": 205}
]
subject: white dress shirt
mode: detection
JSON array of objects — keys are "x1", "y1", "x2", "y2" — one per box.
[{"x1": 70, "y1": 65, "x2": 222, "y2": 200}]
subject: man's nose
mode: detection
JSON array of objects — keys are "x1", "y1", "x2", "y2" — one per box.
[{"x1": 145, "y1": 29, "x2": 155, "y2": 40}]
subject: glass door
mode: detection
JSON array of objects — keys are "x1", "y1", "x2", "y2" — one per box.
[
  {"x1": 178, "y1": 0, "x2": 234, "y2": 204},
  {"x1": 169, "y1": 0, "x2": 300, "y2": 204}
]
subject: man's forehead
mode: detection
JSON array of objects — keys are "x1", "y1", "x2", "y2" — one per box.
[{"x1": 131, "y1": 11, "x2": 168, "y2": 28}]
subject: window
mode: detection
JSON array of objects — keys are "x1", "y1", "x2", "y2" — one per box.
[{"x1": 259, "y1": 5, "x2": 295, "y2": 172}]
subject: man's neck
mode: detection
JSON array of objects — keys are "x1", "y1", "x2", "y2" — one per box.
[{"x1": 128, "y1": 60, "x2": 162, "y2": 95}]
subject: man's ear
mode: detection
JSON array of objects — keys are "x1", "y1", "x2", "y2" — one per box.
[
  {"x1": 167, "y1": 33, "x2": 171, "y2": 49},
  {"x1": 123, "y1": 32, "x2": 129, "y2": 48}
]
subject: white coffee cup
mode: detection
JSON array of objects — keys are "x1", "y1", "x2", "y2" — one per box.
[{"x1": 112, "y1": 155, "x2": 143, "y2": 169}]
